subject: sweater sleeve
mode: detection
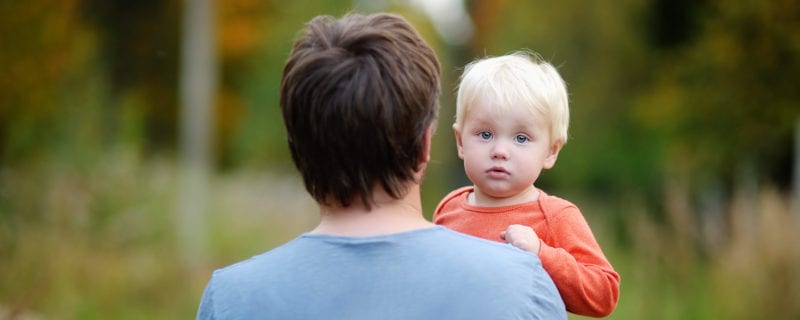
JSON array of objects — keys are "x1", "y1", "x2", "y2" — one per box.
[{"x1": 537, "y1": 204, "x2": 620, "y2": 317}]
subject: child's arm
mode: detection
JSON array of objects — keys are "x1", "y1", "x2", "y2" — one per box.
[{"x1": 537, "y1": 206, "x2": 620, "y2": 317}]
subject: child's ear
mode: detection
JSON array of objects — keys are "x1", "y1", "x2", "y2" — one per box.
[
  {"x1": 543, "y1": 140, "x2": 563, "y2": 169},
  {"x1": 453, "y1": 124, "x2": 465, "y2": 160}
]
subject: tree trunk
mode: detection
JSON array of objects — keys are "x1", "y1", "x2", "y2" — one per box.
[
  {"x1": 794, "y1": 118, "x2": 800, "y2": 217},
  {"x1": 177, "y1": 0, "x2": 216, "y2": 267}
]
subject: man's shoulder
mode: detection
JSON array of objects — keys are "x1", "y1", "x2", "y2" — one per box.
[
  {"x1": 430, "y1": 229, "x2": 567, "y2": 318},
  {"x1": 210, "y1": 237, "x2": 304, "y2": 281},
  {"x1": 433, "y1": 227, "x2": 542, "y2": 265}
]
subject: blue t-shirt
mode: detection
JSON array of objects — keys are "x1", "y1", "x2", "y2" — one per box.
[{"x1": 197, "y1": 226, "x2": 566, "y2": 319}]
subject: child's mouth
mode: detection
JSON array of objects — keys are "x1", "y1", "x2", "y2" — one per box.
[{"x1": 487, "y1": 166, "x2": 509, "y2": 178}]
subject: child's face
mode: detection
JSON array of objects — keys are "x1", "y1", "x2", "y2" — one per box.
[{"x1": 454, "y1": 95, "x2": 561, "y2": 203}]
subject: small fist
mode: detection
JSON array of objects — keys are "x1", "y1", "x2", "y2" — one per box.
[{"x1": 500, "y1": 224, "x2": 541, "y2": 254}]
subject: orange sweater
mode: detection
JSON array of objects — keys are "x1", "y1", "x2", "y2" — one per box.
[{"x1": 434, "y1": 186, "x2": 620, "y2": 317}]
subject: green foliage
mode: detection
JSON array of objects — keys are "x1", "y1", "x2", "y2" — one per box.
[
  {"x1": 636, "y1": 0, "x2": 800, "y2": 188},
  {"x1": 0, "y1": 0, "x2": 98, "y2": 163}
]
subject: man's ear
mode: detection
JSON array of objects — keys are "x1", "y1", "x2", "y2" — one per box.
[
  {"x1": 543, "y1": 140, "x2": 563, "y2": 170},
  {"x1": 420, "y1": 123, "x2": 434, "y2": 164},
  {"x1": 453, "y1": 124, "x2": 465, "y2": 160}
]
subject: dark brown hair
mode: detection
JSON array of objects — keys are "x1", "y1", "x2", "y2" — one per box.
[{"x1": 279, "y1": 13, "x2": 441, "y2": 209}]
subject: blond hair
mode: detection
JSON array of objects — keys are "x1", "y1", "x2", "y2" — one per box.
[{"x1": 454, "y1": 51, "x2": 569, "y2": 145}]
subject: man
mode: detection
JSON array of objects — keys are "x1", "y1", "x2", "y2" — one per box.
[{"x1": 196, "y1": 12, "x2": 566, "y2": 319}]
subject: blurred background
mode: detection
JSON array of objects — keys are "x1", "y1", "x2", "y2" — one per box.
[{"x1": 1, "y1": 0, "x2": 798, "y2": 318}]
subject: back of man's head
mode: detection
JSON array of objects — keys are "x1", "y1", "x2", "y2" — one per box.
[{"x1": 280, "y1": 13, "x2": 441, "y2": 209}]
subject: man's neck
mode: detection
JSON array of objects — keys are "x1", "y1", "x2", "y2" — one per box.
[{"x1": 311, "y1": 184, "x2": 433, "y2": 237}]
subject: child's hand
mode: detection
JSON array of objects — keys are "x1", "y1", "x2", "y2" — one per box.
[{"x1": 500, "y1": 224, "x2": 542, "y2": 255}]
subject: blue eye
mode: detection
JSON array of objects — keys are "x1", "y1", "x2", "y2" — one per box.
[
  {"x1": 479, "y1": 131, "x2": 492, "y2": 140},
  {"x1": 514, "y1": 135, "x2": 529, "y2": 143}
]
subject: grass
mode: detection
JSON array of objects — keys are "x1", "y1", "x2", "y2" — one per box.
[
  {"x1": 0, "y1": 149, "x2": 316, "y2": 319},
  {"x1": 578, "y1": 182, "x2": 800, "y2": 320},
  {"x1": 1, "y1": 149, "x2": 799, "y2": 319}
]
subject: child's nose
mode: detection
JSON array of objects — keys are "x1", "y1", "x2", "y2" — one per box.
[{"x1": 490, "y1": 143, "x2": 509, "y2": 160}]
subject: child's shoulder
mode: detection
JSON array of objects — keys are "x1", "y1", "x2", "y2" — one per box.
[
  {"x1": 537, "y1": 189, "x2": 580, "y2": 214},
  {"x1": 434, "y1": 186, "x2": 473, "y2": 215}
]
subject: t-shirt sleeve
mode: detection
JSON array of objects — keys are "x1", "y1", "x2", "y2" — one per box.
[{"x1": 196, "y1": 274, "x2": 218, "y2": 320}]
